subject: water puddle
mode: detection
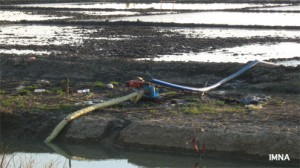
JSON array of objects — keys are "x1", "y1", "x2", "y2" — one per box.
[
  {"x1": 0, "y1": 49, "x2": 50, "y2": 55},
  {"x1": 1, "y1": 152, "x2": 137, "y2": 168},
  {"x1": 70, "y1": 11, "x2": 140, "y2": 16},
  {"x1": 0, "y1": 25, "x2": 96, "y2": 46},
  {"x1": 0, "y1": 139, "x2": 284, "y2": 168},
  {"x1": 0, "y1": 11, "x2": 71, "y2": 21},
  {"x1": 139, "y1": 42, "x2": 300, "y2": 66},
  {"x1": 15, "y1": 2, "x2": 285, "y2": 10},
  {"x1": 0, "y1": 25, "x2": 134, "y2": 47},
  {"x1": 162, "y1": 27, "x2": 300, "y2": 39},
  {"x1": 274, "y1": 59, "x2": 300, "y2": 67},
  {"x1": 111, "y1": 11, "x2": 300, "y2": 26}
]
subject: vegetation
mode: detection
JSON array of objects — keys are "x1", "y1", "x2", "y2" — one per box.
[
  {"x1": 110, "y1": 81, "x2": 119, "y2": 86},
  {"x1": 181, "y1": 99, "x2": 245, "y2": 114},
  {"x1": 53, "y1": 88, "x2": 65, "y2": 95},
  {"x1": 149, "y1": 109, "x2": 158, "y2": 113},
  {"x1": 0, "y1": 90, "x2": 5, "y2": 95},
  {"x1": 94, "y1": 81, "x2": 106, "y2": 88},
  {"x1": 0, "y1": 153, "x2": 68, "y2": 168},
  {"x1": 0, "y1": 94, "x2": 78, "y2": 113},
  {"x1": 163, "y1": 91, "x2": 178, "y2": 96}
]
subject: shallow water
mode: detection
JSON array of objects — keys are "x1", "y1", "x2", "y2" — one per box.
[
  {"x1": 162, "y1": 27, "x2": 300, "y2": 39},
  {"x1": 251, "y1": 4, "x2": 300, "y2": 11},
  {"x1": 275, "y1": 60, "x2": 300, "y2": 67},
  {"x1": 0, "y1": 11, "x2": 71, "y2": 21},
  {"x1": 0, "y1": 25, "x2": 96, "y2": 46},
  {"x1": 69, "y1": 11, "x2": 139, "y2": 16},
  {"x1": 15, "y1": 2, "x2": 285, "y2": 10},
  {"x1": 1, "y1": 152, "x2": 138, "y2": 168},
  {"x1": 112, "y1": 11, "x2": 300, "y2": 26},
  {"x1": 139, "y1": 42, "x2": 300, "y2": 66},
  {"x1": 0, "y1": 49, "x2": 50, "y2": 55},
  {"x1": 0, "y1": 139, "x2": 284, "y2": 168}
]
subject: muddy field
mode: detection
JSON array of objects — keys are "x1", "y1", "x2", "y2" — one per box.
[
  {"x1": 1, "y1": 0, "x2": 300, "y2": 166},
  {"x1": 1, "y1": 0, "x2": 300, "y2": 5}
]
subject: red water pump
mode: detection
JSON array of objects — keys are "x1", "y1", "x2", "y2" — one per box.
[
  {"x1": 125, "y1": 78, "x2": 160, "y2": 99},
  {"x1": 125, "y1": 80, "x2": 145, "y2": 88}
]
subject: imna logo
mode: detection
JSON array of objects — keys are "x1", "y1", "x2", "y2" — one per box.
[{"x1": 269, "y1": 154, "x2": 290, "y2": 161}]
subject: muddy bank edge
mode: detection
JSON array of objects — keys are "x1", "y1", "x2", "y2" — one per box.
[{"x1": 55, "y1": 114, "x2": 300, "y2": 162}]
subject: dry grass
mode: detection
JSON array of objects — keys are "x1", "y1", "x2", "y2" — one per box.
[
  {"x1": 0, "y1": 154, "x2": 68, "y2": 168},
  {"x1": 0, "y1": 144, "x2": 68, "y2": 168}
]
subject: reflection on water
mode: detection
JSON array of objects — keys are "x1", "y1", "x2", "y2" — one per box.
[
  {"x1": 0, "y1": 49, "x2": 50, "y2": 55},
  {"x1": 1, "y1": 152, "x2": 137, "y2": 168},
  {"x1": 251, "y1": 4, "x2": 300, "y2": 11},
  {"x1": 15, "y1": 2, "x2": 285, "y2": 10},
  {"x1": 0, "y1": 25, "x2": 130, "y2": 47},
  {"x1": 0, "y1": 11, "x2": 71, "y2": 21},
  {"x1": 275, "y1": 60, "x2": 300, "y2": 67},
  {"x1": 139, "y1": 42, "x2": 300, "y2": 66},
  {"x1": 0, "y1": 25, "x2": 96, "y2": 46},
  {"x1": 70, "y1": 11, "x2": 139, "y2": 16},
  {"x1": 162, "y1": 27, "x2": 300, "y2": 39},
  {"x1": 0, "y1": 138, "x2": 283, "y2": 168},
  {"x1": 112, "y1": 11, "x2": 300, "y2": 26}
]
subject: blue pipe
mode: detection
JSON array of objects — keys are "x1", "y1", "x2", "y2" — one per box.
[{"x1": 151, "y1": 60, "x2": 263, "y2": 92}]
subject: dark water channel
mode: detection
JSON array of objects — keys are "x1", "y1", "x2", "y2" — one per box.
[{"x1": 0, "y1": 138, "x2": 290, "y2": 168}]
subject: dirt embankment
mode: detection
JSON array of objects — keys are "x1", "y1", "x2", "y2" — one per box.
[
  {"x1": 2, "y1": 91, "x2": 299, "y2": 165},
  {"x1": 1, "y1": 55, "x2": 299, "y2": 165},
  {"x1": 1, "y1": 55, "x2": 299, "y2": 92}
]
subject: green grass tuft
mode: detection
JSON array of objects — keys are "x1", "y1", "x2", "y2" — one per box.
[
  {"x1": 0, "y1": 90, "x2": 5, "y2": 94},
  {"x1": 94, "y1": 81, "x2": 106, "y2": 88},
  {"x1": 110, "y1": 81, "x2": 119, "y2": 86},
  {"x1": 53, "y1": 88, "x2": 65, "y2": 95}
]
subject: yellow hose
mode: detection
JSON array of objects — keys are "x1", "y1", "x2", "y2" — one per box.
[{"x1": 44, "y1": 90, "x2": 144, "y2": 143}]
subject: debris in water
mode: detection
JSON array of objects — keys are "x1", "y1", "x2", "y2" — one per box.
[{"x1": 240, "y1": 95, "x2": 271, "y2": 105}]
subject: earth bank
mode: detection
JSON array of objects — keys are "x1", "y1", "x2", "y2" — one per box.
[
  {"x1": 1, "y1": 48, "x2": 300, "y2": 162},
  {"x1": 1, "y1": 57, "x2": 299, "y2": 164}
]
